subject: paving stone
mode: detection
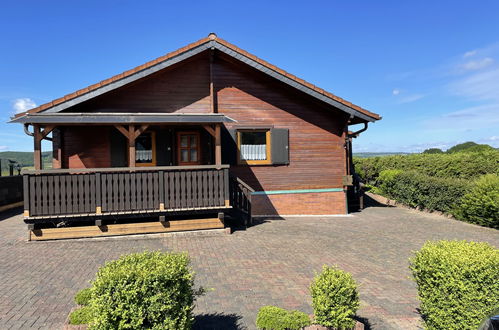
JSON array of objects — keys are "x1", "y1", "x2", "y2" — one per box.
[{"x1": 0, "y1": 206, "x2": 497, "y2": 329}]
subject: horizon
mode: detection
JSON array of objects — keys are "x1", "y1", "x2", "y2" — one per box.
[{"x1": 1, "y1": 1, "x2": 499, "y2": 153}]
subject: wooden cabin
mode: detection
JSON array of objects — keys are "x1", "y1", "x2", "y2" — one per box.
[{"x1": 11, "y1": 33, "x2": 380, "y2": 240}]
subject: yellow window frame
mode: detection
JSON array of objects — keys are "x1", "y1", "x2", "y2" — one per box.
[
  {"x1": 135, "y1": 131, "x2": 157, "y2": 167},
  {"x1": 237, "y1": 129, "x2": 271, "y2": 165}
]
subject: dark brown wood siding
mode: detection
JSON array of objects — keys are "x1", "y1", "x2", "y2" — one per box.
[
  {"x1": 62, "y1": 126, "x2": 111, "y2": 168},
  {"x1": 70, "y1": 55, "x2": 211, "y2": 113},
  {"x1": 215, "y1": 55, "x2": 349, "y2": 191}
]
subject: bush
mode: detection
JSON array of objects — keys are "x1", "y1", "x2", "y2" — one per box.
[
  {"x1": 377, "y1": 170, "x2": 469, "y2": 213},
  {"x1": 454, "y1": 174, "x2": 499, "y2": 228},
  {"x1": 354, "y1": 150, "x2": 499, "y2": 183},
  {"x1": 69, "y1": 305, "x2": 94, "y2": 325},
  {"x1": 410, "y1": 240, "x2": 499, "y2": 330},
  {"x1": 89, "y1": 251, "x2": 196, "y2": 330},
  {"x1": 256, "y1": 306, "x2": 311, "y2": 330},
  {"x1": 74, "y1": 287, "x2": 92, "y2": 306},
  {"x1": 310, "y1": 265, "x2": 359, "y2": 329}
]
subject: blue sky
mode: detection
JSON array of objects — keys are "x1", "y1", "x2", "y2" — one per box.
[{"x1": 1, "y1": 1, "x2": 498, "y2": 152}]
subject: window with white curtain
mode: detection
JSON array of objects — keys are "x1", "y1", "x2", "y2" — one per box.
[
  {"x1": 237, "y1": 130, "x2": 271, "y2": 164},
  {"x1": 135, "y1": 132, "x2": 156, "y2": 166}
]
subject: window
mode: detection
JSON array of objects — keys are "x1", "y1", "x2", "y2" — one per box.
[
  {"x1": 135, "y1": 132, "x2": 156, "y2": 166},
  {"x1": 237, "y1": 130, "x2": 271, "y2": 165},
  {"x1": 177, "y1": 132, "x2": 200, "y2": 165}
]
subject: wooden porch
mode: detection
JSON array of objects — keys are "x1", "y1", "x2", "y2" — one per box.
[{"x1": 22, "y1": 165, "x2": 254, "y2": 240}]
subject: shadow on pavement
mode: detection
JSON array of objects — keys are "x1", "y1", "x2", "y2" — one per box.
[
  {"x1": 0, "y1": 206, "x2": 22, "y2": 222},
  {"x1": 194, "y1": 313, "x2": 245, "y2": 330}
]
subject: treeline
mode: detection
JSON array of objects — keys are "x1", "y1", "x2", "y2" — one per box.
[
  {"x1": 0, "y1": 151, "x2": 52, "y2": 172},
  {"x1": 354, "y1": 142, "x2": 499, "y2": 228}
]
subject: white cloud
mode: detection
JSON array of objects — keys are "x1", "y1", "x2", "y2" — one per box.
[
  {"x1": 425, "y1": 104, "x2": 499, "y2": 130},
  {"x1": 449, "y1": 67, "x2": 499, "y2": 101},
  {"x1": 12, "y1": 98, "x2": 37, "y2": 114},
  {"x1": 398, "y1": 94, "x2": 425, "y2": 104},
  {"x1": 463, "y1": 50, "x2": 477, "y2": 58},
  {"x1": 0, "y1": 146, "x2": 7, "y2": 151},
  {"x1": 392, "y1": 89, "x2": 400, "y2": 95},
  {"x1": 460, "y1": 57, "x2": 494, "y2": 71}
]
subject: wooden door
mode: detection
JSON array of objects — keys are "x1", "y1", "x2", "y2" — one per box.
[{"x1": 177, "y1": 132, "x2": 201, "y2": 165}]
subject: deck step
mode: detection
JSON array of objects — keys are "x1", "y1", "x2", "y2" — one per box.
[{"x1": 29, "y1": 218, "x2": 224, "y2": 241}]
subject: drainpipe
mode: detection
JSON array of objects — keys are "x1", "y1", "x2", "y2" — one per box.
[
  {"x1": 24, "y1": 124, "x2": 52, "y2": 141},
  {"x1": 348, "y1": 122, "x2": 368, "y2": 138}
]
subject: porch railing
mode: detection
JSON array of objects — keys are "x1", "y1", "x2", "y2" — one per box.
[
  {"x1": 229, "y1": 176, "x2": 254, "y2": 225},
  {"x1": 22, "y1": 165, "x2": 230, "y2": 219}
]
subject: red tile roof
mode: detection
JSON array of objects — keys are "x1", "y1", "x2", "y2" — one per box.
[{"x1": 15, "y1": 34, "x2": 381, "y2": 121}]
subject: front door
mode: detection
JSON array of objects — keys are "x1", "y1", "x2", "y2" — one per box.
[{"x1": 177, "y1": 132, "x2": 201, "y2": 165}]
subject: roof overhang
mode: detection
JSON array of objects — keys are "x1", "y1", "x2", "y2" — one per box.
[{"x1": 10, "y1": 112, "x2": 237, "y2": 125}]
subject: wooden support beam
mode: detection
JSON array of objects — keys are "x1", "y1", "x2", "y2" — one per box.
[
  {"x1": 215, "y1": 124, "x2": 222, "y2": 166},
  {"x1": 128, "y1": 125, "x2": 136, "y2": 167},
  {"x1": 33, "y1": 125, "x2": 42, "y2": 170},
  {"x1": 159, "y1": 215, "x2": 166, "y2": 223},
  {"x1": 114, "y1": 125, "x2": 130, "y2": 138},
  {"x1": 209, "y1": 49, "x2": 216, "y2": 113},
  {"x1": 52, "y1": 128, "x2": 63, "y2": 169},
  {"x1": 202, "y1": 125, "x2": 216, "y2": 137},
  {"x1": 134, "y1": 124, "x2": 149, "y2": 139},
  {"x1": 95, "y1": 219, "x2": 103, "y2": 227},
  {"x1": 40, "y1": 125, "x2": 55, "y2": 139}
]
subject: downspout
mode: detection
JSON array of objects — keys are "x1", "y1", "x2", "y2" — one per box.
[
  {"x1": 24, "y1": 123, "x2": 53, "y2": 141},
  {"x1": 348, "y1": 122, "x2": 368, "y2": 138},
  {"x1": 345, "y1": 122, "x2": 369, "y2": 212}
]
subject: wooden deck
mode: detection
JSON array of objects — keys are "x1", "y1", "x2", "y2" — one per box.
[
  {"x1": 29, "y1": 217, "x2": 225, "y2": 241},
  {"x1": 23, "y1": 165, "x2": 231, "y2": 221}
]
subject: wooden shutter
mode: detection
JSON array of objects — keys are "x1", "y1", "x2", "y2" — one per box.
[
  {"x1": 271, "y1": 128, "x2": 289, "y2": 165},
  {"x1": 221, "y1": 127, "x2": 238, "y2": 165}
]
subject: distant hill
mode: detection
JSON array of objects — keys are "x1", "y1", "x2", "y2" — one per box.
[
  {"x1": 0, "y1": 151, "x2": 52, "y2": 173},
  {"x1": 353, "y1": 152, "x2": 412, "y2": 158}
]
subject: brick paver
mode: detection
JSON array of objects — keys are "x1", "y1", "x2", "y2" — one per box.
[{"x1": 0, "y1": 205, "x2": 498, "y2": 329}]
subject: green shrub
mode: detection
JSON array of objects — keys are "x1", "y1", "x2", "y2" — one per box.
[
  {"x1": 354, "y1": 150, "x2": 499, "y2": 183},
  {"x1": 454, "y1": 174, "x2": 499, "y2": 228},
  {"x1": 69, "y1": 305, "x2": 94, "y2": 325},
  {"x1": 256, "y1": 306, "x2": 311, "y2": 330},
  {"x1": 74, "y1": 287, "x2": 92, "y2": 306},
  {"x1": 89, "y1": 251, "x2": 196, "y2": 330},
  {"x1": 377, "y1": 170, "x2": 469, "y2": 213},
  {"x1": 310, "y1": 265, "x2": 359, "y2": 329},
  {"x1": 410, "y1": 240, "x2": 499, "y2": 330}
]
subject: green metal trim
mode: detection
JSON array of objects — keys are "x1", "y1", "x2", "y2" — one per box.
[{"x1": 251, "y1": 188, "x2": 344, "y2": 195}]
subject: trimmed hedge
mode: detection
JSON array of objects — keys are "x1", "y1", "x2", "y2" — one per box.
[
  {"x1": 454, "y1": 174, "x2": 499, "y2": 228},
  {"x1": 354, "y1": 150, "x2": 499, "y2": 184},
  {"x1": 69, "y1": 306, "x2": 94, "y2": 325},
  {"x1": 377, "y1": 170, "x2": 469, "y2": 213},
  {"x1": 89, "y1": 251, "x2": 195, "y2": 330},
  {"x1": 410, "y1": 240, "x2": 499, "y2": 330},
  {"x1": 310, "y1": 265, "x2": 359, "y2": 329},
  {"x1": 74, "y1": 287, "x2": 92, "y2": 306},
  {"x1": 256, "y1": 306, "x2": 311, "y2": 330}
]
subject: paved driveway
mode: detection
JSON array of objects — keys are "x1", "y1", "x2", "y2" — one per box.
[{"x1": 0, "y1": 205, "x2": 497, "y2": 330}]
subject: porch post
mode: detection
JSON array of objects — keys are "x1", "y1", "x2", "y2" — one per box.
[
  {"x1": 52, "y1": 128, "x2": 63, "y2": 169},
  {"x1": 128, "y1": 125, "x2": 136, "y2": 167},
  {"x1": 215, "y1": 124, "x2": 222, "y2": 166},
  {"x1": 33, "y1": 125, "x2": 42, "y2": 170}
]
